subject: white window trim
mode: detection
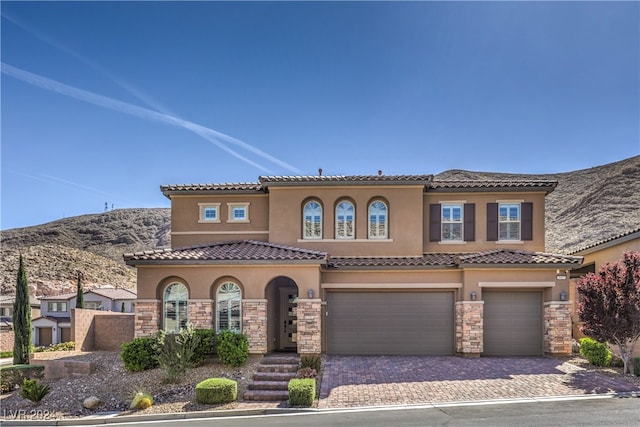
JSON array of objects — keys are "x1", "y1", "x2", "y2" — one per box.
[
  {"x1": 441, "y1": 203, "x2": 464, "y2": 242},
  {"x1": 198, "y1": 203, "x2": 221, "y2": 223},
  {"x1": 368, "y1": 200, "x2": 388, "y2": 239},
  {"x1": 335, "y1": 200, "x2": 355, "y2": 240},
  {"x1": 227, "y1": 203, "x2": 250, "y2": 223},
  {"x1": 498, "y1": 202, "x2": 521, "y2": 241},
  {"x1": 216, "y1": 282, "x2": 242, "y2": 333},
  {"x1": 303, "y1": 200, "x2": 323, "y2": 240}
]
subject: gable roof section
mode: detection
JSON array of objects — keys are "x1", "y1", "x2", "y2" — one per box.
[
  {"x1": 569, "y1": 227, "x2": 640, "y2": 255},
  {"x1": 89, "y1": 288, "x2": 137, "y2": 300},
  {"x1": 327, "y1": 253, "x2": 459, "y2": 270},
  {"x1": 456, "y1": 249, "x2": 582, "y2": 267},
  {"x1": 124, "y1": 240, "x2": 328, "y2": 266},
  {"x1": 430, "y1": 179, "x2": 557, "y2": 194}
]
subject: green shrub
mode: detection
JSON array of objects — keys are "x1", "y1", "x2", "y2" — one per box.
[
  {"x1": 215, "y1": 331, "x2": 249, "y2": 367},
  {"x1": 19, "y1": 378, "x2": 50, "y2": 404},
  {"x1": 193, "y1": 329, "x2": 215, "y2": 365},
  {"x1": 130, "y1": 391, "x2": 153, "y2": 409},
  {"x1": 195, "y1": 378, "x2": 237, "y2": 404},
  {"x1": 300, "y1": 355, "x2": 321, "y2": 372},
  {"x1": 579, "y1": 337, "x2": 612, "y2": 367},
  {"x1": 0, "y1": 365, "x2": 44, "y2": 393},
  {"x1": 0, "y1": 351, "x2": 12, "y2": 358},
  {"x1": 33, "y1": 342, "x2": 76, "y2": 353},
  {"x1": 296, "y1": 367, "x2": 317, "y2": 379},
  {"x1": 121, "y1": 337, "x2": 159, "y2": 372},
  {"x1": 288, "y1": 378, "x2": 315, "y2": 407},
  {"x1": 155, "y1": 325, "x2": 200, "y2": 383},
  {"x1": 633, "y1": 357, "x2": 640, "y2": 377}
]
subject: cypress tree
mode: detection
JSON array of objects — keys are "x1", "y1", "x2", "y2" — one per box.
[
  {"x1": 13, "y1": 254, "x2": 32, "y2": 365},
  {"x1": 76, "y1": 271, "x2": 85, "y2": 309}
]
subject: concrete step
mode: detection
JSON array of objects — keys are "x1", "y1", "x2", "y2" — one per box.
[
  {"x1": 248, "y1": 380, "x2": 289, "y2": 391},
  {"x1": 243, "y1": 389, "x2": 289, "y2": 401},
  {"x1": 257, "y1": 363, "x2": 299, "y2": 373},
  {"x1": 260, "y1": 355, "x2": 300, "y2": 365},
  {"x1": 252, "y1": 371, "x2": 297, "y2": 382}
]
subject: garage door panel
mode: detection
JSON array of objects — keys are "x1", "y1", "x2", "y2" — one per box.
[{"x1": 327, "y1": 292, "x2": 454, "y2": 355}]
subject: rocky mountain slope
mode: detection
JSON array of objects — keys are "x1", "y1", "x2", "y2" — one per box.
[{"x1": 1, "y1": 156, "x2": 638, "y2": 297}]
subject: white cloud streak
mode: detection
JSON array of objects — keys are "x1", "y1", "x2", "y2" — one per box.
[{"x1": 1, "y1": 62, "x2": 303, "y2": 174}]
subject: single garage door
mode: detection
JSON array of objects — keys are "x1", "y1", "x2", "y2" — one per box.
[
  {"x1": 483, "y1": 291, "x2": 542, "y2": 356},
  {"x1": 327, "y1": 292, "x2": 454, "y2": 355}
]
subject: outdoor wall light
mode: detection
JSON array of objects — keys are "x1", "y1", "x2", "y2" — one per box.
[
  {"x1": 308, "y1": 289, "x2": 314, "y2": 299},
  {"x1": 470, "y1": 291, "x2": 477, "y2": 301},
  {"x1": 560, "y1": 291, "x2": 567, "y2": 301}
]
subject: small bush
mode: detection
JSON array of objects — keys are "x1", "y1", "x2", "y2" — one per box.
[
  {"x1": 1, "y1": 365, "x2": 45, "y2": 393},
  {"x1": 130, "y1": 391, "x2": 153, "y2": 410},
  {"x1": 300, "y1": 355, "x2": 322, "y2": 372},
  {"x1": 193, "y1": 329, "x2": 216, "y2": 365},
  {"x1": 633, "y1": 357, "x2": 640, "y2": 377},
  {"x1": 215, "y1": 331, "x2": 249, "y2": 367},
  {"x1": 610, "y1": 355, "x2": 624, "y2": 368},
  {"x1": 296, "y1": 367, "x2": 317, "y2": 379},
  {"x1": 195, "y1": 378, "x2": 237, "y2": 404},
  {"x1": 121, "y1": 337, "x2": 159, "y2": 372},
  {"x1": 579, "y1": 337, "x2": 612, "y2": 367},
  {"x1": 19, "y1": 378, "x2": 50, "y2": 404},
  {"x1": 0, "y1": 351, "x2": 12, "y2": 358},
  {"x1": 33, "y1": 341, "x2": 76, "y2": 353},
  {"x1": 288, "y1": 378, "x2": 315, "y2": 407}
]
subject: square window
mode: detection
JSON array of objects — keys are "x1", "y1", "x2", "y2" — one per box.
[
  {"x1": 227, "y1": 203, "x2": 250, "y2": 223},
  {"x1": 199, "y1": 203, "x2": 220, "y2": 223}
]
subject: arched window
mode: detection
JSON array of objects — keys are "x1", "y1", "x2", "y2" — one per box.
[
  {"x1": 303, "y1": 201, "x2": 322, "y2": 239},
  {"x1": 368, "y1": 200, "x2": 388, "y2": 239},
  {"x1": 163, "y1": 282, "x2": 188, "y2": 333},
  {"x1": 216, "y1": 282, "x2": 242, "y2": 333},
  {"x1": 335, "y1": 200, "x2": 355, "y2": 239}
]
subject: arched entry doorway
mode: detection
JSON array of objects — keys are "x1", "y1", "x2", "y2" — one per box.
[{"x1": 265, "y1": 277, "x2": 298, "y2": 352}]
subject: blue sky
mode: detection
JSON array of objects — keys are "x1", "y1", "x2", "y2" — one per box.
[{"x1": 2, "y1": 1, "x2": 638, "y2": 230}]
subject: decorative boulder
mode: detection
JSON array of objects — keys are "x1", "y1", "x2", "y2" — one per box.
[{"x1": 83, "y1": 396, "x2": 101, "y2": 409}]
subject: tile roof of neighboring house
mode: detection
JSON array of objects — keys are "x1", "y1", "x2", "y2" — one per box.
[
  {"x1": 39, "y1": 288, "x2": 136, "y2": 301},
  {"x1": 327, "y1": 253, "x2": 460, "y2": 269},
  {"x1": 430, "y1": 179, "x2": 558, "y2": 193},
  {"x1": 456, "y1": 249, "x2": 583, "y2": 266},
  {"x1": 32, "y1": 316, "x2": 71, "y2": 324},
  {"x1": 124, "y1": 240, "x2": 329, "y2": 265},
  {"x1": 39, "y1": 292, "x2": 77, "y2": 301},
  {"x1": 569, "y1": 227, "x2": 640, "y2": 255}
]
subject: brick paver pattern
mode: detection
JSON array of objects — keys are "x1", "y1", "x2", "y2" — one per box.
[{"x1": 318, "y1": 356, "x2": 640, "y2": 409}]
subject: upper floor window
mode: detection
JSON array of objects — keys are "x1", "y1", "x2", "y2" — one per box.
[
  {"x1": 499, "y1": 203, "x2": 521, "y2": 241},
  {"x1": 227, "y1": 203, "x2": 250, "y2": 223},
  {"x1": 164, "y1": 282, "x2": 188, "y2": 333},
  {"x1": 216, "y1": 282, "x2": 242, "y2": 333},
  {"x1": 303, "y1": 201, "x2": 322, "y2": 239},
  {"x1": 368, "y1": 200, "x2": 388, "y2": 239},
  {"x1": 199, "y1": 203, "x2": 220, "y2": 223},
  {"x1": 442, "y1": 204, "x2": 463, "y2": 241},
  {"x1": 48, "y1": 302, "x2": 67, "y2": 312},
  {"x1": 335, "y1": 200, "x2": 355, "y2": 239},
  {"x1": 85, "y1": 301, "x2": 104, "y2": 311}
]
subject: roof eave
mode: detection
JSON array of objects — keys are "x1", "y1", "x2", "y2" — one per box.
[{"x1": 126, "y1": 259, "x2": 327, "y2": 267}]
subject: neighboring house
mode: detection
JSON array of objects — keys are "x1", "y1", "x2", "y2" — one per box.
[
  {"x1": 0, "y1": 295, "x2": 41, "y2": 352},
  {"x1": 125, "y1": 174, "x2": 583, "y2": 357},
  {"x1": 569, "y1": 228, "x2": 640, "y2": 356},
  {"x1": 32, "y1": 288, "x2": 136, "y2": 346}
]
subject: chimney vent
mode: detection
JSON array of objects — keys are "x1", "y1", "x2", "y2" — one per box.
[
  {"x1": 318, "y1": 168, "x2": 323, "y2": 176},
  {"x1": 378, "y1": 170, "x2": 382, "y2": 176}
]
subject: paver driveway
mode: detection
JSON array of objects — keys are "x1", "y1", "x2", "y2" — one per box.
[{"x1": 318, "y1": 355, "x2": 640, "y2": 409}]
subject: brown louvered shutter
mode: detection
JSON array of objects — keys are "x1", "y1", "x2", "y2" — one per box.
[
  {"x1": 429, "y1": 204, "x2": 441, "y2": 242},
  {"x1": 487, "y1": 203, "x2": 498, "y2": 241},
  {"x1": 521, "y1": 202, "x2": 533, "y2": 241},
  {"x1": 464, "y1": 203, "x2": 475, "y2": 241}
]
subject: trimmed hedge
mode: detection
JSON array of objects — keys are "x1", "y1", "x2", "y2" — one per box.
[
  {"x1": 121, "y1": 337, "x2": 159, "y2": 372},
  {"x1": 193, "y1": 329, "x2": 216, "y2": 365},
  {"x1": 288, "y1": 378, "x2": 315, "y2": 407},
  {"x1": 1, "y1": 365, "x2": 45, "y2": 393},
  {"x1": 215, "y1": 331, "x2": 249, "y2": 367},
  {"x1": 195, "y1": 378, "x2": 237, "y2": 404},
  {"x1": 579, "y1": 337, "x2": 612, "y2": 367}
]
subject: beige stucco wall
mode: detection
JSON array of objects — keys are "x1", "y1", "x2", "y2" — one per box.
[
  {"x1": 462, "y1": 268, "x2": 568, "y2": 302},
  {"x1": 423, "y1": 191, "x2": 547, "y2": 253}
]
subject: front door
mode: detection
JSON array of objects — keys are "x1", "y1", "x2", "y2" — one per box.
[{"x1": 279, "y1": 288, "x2": 298, "y2": 351}]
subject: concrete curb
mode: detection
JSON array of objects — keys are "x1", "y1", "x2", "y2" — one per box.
[{"x1": 2, "y1": 392, "x2": 637, "y2": 426}]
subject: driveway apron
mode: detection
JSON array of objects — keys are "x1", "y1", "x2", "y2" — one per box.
[{"x1": 318, "y1": 356, "x2": 640, "y2": 409}]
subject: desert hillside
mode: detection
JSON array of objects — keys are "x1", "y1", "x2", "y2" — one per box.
[{"x1": 2, "y1": 156, "x2": 638, "y2": 297}]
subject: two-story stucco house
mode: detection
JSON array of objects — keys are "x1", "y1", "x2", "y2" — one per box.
[
  {"x1": 32, "y1": 288, "x2": 136, "y2": 346},
  {"x1": 125, "y1": 173, "x2": 583, "y2": 357}
]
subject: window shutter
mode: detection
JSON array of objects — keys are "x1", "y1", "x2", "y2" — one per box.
[
  {"x1": 487, "y1": 203, "x2": 498, "y2": 241},
  {"x1": 464, "y1": 203, "x2": 475, "y2": 242},
  {"x1": 521, "y1": 202, "x2": 533, "y2": 241},
  {"x1": 429, "y1": 204, "x2": 441, "y2": 242}
]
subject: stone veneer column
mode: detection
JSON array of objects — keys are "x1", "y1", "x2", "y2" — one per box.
[
  {"x1": 455, "y1": 301, "x2": 484, "y2": 356},
  {"x1": 242, "y1": 299, "x2": 267, "y2": 355},
  {"x1": 188, "y1": 299, "x2": 214, "y2": 330},
  {"x1": 135, "y1": 299, "x2": 160, "y2": 337},
  {"x1": 544, "y1": 301, "x2": 572, "y2": 355},
  {"x1": 296, "y1": 299, "x2": 322, "y2": 355}
]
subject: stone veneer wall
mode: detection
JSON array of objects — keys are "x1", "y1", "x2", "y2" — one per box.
[
  {"x1": 135, "y1": 299, "x2": 160, "y2": 337},
  {"x1": 544, "y1": 301, "x2": 572, "y2": 355},
  {"x1": 296, "y1": 299, "x2": 322, "y2": 355},
  {"x1": 188, "y1": 300, "x2": 214, "y2": 330},
  {"x1": 242, "y1": 299, "x2": 267, "y2": 354},
  {"x1": 455, "y1": 301, "x2": 483, "y2": 355}
]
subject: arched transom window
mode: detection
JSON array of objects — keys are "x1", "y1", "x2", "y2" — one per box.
[
  {"x1": 164, "y1": 282, "x2": 188, "y2": 333},
  {"x1": 335, "y1": 200, "x2": 355, "y2": 239},
  {"x1": 216, "y1": 282, "x2": 242, "y2": 333},
  {"x1": 368, "y1": 200, "x2": 388, "y2": 239},
  {"x1": 303, "y1": 201, "x2": 322, "y2": 239}
]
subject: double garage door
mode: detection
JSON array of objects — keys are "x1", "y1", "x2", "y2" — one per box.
[{"x1": 327, "y1": 292, "x2": 454, "y2": 355}]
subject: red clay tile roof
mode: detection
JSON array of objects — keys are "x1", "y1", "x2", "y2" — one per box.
[
  {"x1": 124, "y1": 240, "x2": 328, "y2": 265},
  {"x1": 89, "y1": 288, "x2": 137, "y2": 300},
  {"x1": 430, "y1": 179, "x2": 557, "y2": 193},
  {"x1": 456, "y1": 249, "x2": 582, "y2": 266},
  {"x1": 161, "y1": 182, "x2": 263, "y2": 197},
  {"x1": 569, "y1": 227, "x2": 640, "y2": 255},
  {"x1": 327, "y1": 253, "x2": 459, "y2": 269},
  {"x1": 259, "y1": 174, "x2": 433, "y2": 187}
]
